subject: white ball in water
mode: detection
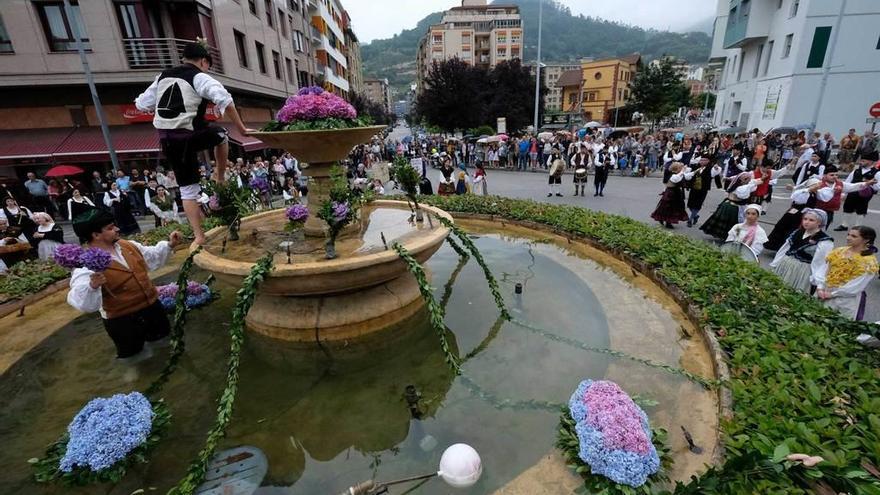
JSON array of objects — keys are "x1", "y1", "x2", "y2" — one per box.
[{"x1": 438, "y1": 443, "x2": 482, "y2": 488}]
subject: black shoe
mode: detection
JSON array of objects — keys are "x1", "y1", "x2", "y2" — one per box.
[
  {"x1": 833, "y1": 225, "x2": 848, "y2": 231},
  {"x1": 594, "y1": 193, "x2": 598, "y2": 197},
  {"x1": 580, "y1": 191, "x2": 585, "y2": 197},
  {"x1": 665, "y1": 223, "x2": 674, "y2": 229},
  {"x1": 599, "y1": 192, "x2": 604, "y2": 197},
  {"x1": 555, "y1": 193, "x2": 563, "y2": 197},
  {"x1": 547, "y1": 193, "x2": 552, "y2": 197},
  {"x1": 687, "y1": 219, "x2": 693, "y2": 228}
]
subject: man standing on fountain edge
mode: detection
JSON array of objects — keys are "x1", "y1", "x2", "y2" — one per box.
[
  {"x1": 135, "y1": 40, "x2": 254, "y2": 245},
  {"x1": 67, "y1": 209, "x2": 183, "y2": 363}
]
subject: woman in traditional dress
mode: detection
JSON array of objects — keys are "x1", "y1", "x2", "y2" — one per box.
[
  {"x1": 473, "y1": 163, "x2": 488, "y2": 196},
  {"x1": 438, "y1": 157, "x2": 456, "y2": 196},
  {"x1": 148, "y1": 186, "x2": 178, "y2": 226},
  {"x1": 1, "y1": 197, "x2": 36, "y2": 243},
  {"x1": 769, "y1": 209, "x2": 834, "y2": 294},
  {"x1": 650, "y1": 162, "x2": 690, "y2": 228},
  {"x1": 700, "y1": 172, "x2": 760, "y2": 240},
  {"x1": 455, "y1": 170, "x2": 470, "y2": 195},
  {"x1": 103, "y1": 182, "x2": 140, "y2": 236},
  {"x1": 31, "y1": 212, "x2": 64, "y2": 260},
  {"x1": 67, "y1": 188, "x2": 96, "y2": 221},
  {"x1": 815, "y1": 226, "x2": 879, "y2": 320},
  {"x1": 723, "y1": 204, "x2": 769, "y2": 256}
]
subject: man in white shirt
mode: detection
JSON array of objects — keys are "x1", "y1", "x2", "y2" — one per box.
[{"x1": 135, "y1": 41, "x2": 253, "y2": 245}]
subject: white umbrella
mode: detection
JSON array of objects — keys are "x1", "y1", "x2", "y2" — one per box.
[
  {"x1": 537, "y1": 131, "x2": 554, "y2": 140},
  {"x1": 476, "y1": 137, "x2": 490, "y2": 144},
  {"x1": 584, "y1": 121, "x2": 602, "y2": 128}
]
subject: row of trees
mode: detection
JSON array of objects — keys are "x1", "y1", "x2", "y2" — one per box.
[
  {"x1": 413, "y1": 58, "x2": 544, "y2": 134},
  {"x1": 615, "y1": 58, "x2": 715, "y2": 126},
  {"x1": 350, "y1": 92, "x2": 396, "y2": 126}
]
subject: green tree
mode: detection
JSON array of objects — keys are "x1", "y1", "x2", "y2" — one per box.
[
  {"x1": 485, "y1": 59, "x2": 542, "y2": 133},
  {"x1": 415, "y1": 58, "x2": 488, "y2": 133},
  {"x1": 627, "y1": 58, "x2": 690, "y2": 124},
  {"x1": 691, "y1": 92, "x2": 717, "y2": 110},
  {"x1": 350, "y1": 92, "x2": 393, "y2": 125}
]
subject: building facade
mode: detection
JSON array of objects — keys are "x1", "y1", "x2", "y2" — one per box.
[
  {"x1": 559, "y1": 54, "x2": 641, "y2": 123},
  {"x1": 416, "y1": 0, "x2": 522, "y2": 94},
  {"x1": 0, "y1": 0, "x2": 364, "y2": 177},
  {"x1": 308, "y1": 0, "x2": 350, "y2": 96},
  {"x1": 343, "y1": 12, "x2": 364, "y2": 96},
  {"x1": 710, "y1": 0, "x2": 880, "y2": 136},
  {"x1": 364, "y1": 78, "x2": 392, "y2": 114},
  {"x1": 537, "y1": 63, "x2": 580, "y2": 112}
]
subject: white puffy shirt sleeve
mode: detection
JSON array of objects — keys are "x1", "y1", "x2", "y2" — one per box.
[
  {"x1": 669, "y1": 171, "x2": 686, "y2": 184},
  {"x1": 135, "y1": 76, "x2": 160, "y2": 112},
  {"x1": 828, "y1": 273, "x2": 875, "y2": 298},
  {"x1": 193, "y1": 73, "x2": 234, "y2": 116},
  {"x1": 841, "y1": 181, "x2": 868, "y2": 194},
  {"x1": 67, "y1": 267, "x2": 102, "y2": 313},
  {"x1": 132, "y1": 240, "x2": 173, "y2": 271},
  {"x1": 732, "y1": 181, "x2": 757, "y2": 199},
  {"x1": 815, "y1": 185, "x2": 835, "y2": 202},
  {"x1": 810, "y1": 240, "x2": 834, "y2": 287}
]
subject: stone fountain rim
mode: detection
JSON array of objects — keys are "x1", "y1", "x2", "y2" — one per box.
[
  {"x1": 249, "y1": 124, "x2": 388, "y2": 138},
  {"x1": 191, "y1": 200, "x2": 452, "y2": 277}
]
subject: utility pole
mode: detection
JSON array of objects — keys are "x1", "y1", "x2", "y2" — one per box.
[
  {"x1": 532, "y1": 0, "x2": 543, "y2": 134},
  {"x1": 810, "y1": 0, "x2": 846, "y2": 135},
  {"x1": 64, "y1": 0, "x2": 120, "y2": 171}
]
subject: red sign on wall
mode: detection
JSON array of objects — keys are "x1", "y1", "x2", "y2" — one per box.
[
  {"x1": 870, "y1": 102, "x2": 880, "y2": 118},
  {"x1": 121, "y1": 103, "x2": 221, "y2": 123}
]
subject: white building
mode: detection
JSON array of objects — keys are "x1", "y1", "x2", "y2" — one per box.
[{"x1": 709, "y1": 0, "x2": 880, "y2": 136}]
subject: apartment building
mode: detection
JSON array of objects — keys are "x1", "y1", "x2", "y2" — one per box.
[
  {"x1": 558, "y1": 54, "x2": 641, "y2": 123},
  {"x1": 363, "y1": 78, "x2": 391, "y2": 114},
  {"x1": 710, "y1": 0, "x2": 880, "y2": 135},
  {"x1": 343, "y1": 12, "x2": 363, "y2": 96},
  {"x1": 308, "y1": 0, "x2": 350, "y2": 96},
  {"x1": 416, "y1": 0, "x2": 522, "y2": 94},
  {"x1": 536, "y1": 62, "x2": 580, "y2": 112},
  {"x1": 0, "y1": 0, "x2": 364, "y2": 177}
]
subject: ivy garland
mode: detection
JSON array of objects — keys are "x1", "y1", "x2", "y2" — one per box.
[
  {"x1": 392, "y1": 242, "x2": 461, "y2": 375},
  {"x1": 168, "y1": 252, "x2": 274, "y2": 495},
  {"x1": 444, "y1": 235, "x2": 470, "y2": 261}
]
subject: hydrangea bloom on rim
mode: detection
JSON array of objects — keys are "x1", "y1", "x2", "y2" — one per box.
[
  {"x1": 53, "y1": 244, "x2": 84, "y2": 269},
  {"x1": 286, "y1": 204, "x2": 309, "y2": 223},
  {"x1": 331, "y1": 201, "x2": 350, "y2": 223},
  {"x1": 568, "y1": 379, "x2": 659, "y2": 487},
  {"x1": 275, "y1": 87, "x2": 357, "y2": 123},
  {"x1": 59, "y1": 392, "x2": 154, "y2": 472}
]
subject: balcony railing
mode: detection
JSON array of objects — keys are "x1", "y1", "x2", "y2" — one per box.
[{"x1": 122, "y1": 38, "x2": 224, "y2": 74}]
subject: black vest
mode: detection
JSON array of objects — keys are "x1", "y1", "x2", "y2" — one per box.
[
  {"x1": 154, "y1": 64, "x2": 209, "y2": 131},
  {"x1": 785, "y1": 229, "x2": 832, "y2": 263}
]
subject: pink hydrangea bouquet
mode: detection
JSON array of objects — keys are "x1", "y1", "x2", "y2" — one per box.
[{"x1": 261, "y1": 86, "x2": 372, "y2": 131}]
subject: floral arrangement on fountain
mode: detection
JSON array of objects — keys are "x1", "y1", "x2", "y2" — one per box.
[
  {"x1": 261, "y1": 86, "x2": 373, "y2": 131},
  {"x1": 157, "y1": 280, "x2": 215, "y2": 311},
  {"x1": 390, "y1": 154, "x2": 425, "y2": 222},
  {"x1": 316, "y1": 165, "x2": 365, "y2": 259},
  {"x1": 203, "y1": 179, "x2": 257, "y2": 240},
  {"x1": 284, "y1": 203, "x2": 309, "y2": 233},
  {"x1": 31, "y1": 392, "x2": 171, "y2": 485},
  {"x1": 557, "y1": 379, "x2": 670, "y2": 494}
]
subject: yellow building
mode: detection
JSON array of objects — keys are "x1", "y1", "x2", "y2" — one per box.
[{"x1": 559, "y1": 54, "x2": 641, "y2": 123}]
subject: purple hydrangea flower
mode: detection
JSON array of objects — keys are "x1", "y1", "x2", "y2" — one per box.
[
  {"x1": 286, "y1": 204, "x2": 309, "y2": 223},
  {"x1": 156, "y1": 281, "x2": 211, "y2": 310},
  {"x1": 568, "y1": 380, "x2": 659, "y2": 487},
  {"x1": 297, "y1": 85, "x2": 324, "y2": 96},
  {"x1": 331, "y1": 201, "x2": 350, "y2": 223},
  {"x1": 157, "y1": 283, "x2": 178, "y2": 299},
  {"x1": 276, "y1": 91, "x2": 357, "y2": 123},
  {"x1": 208, "y1": 194, "x2": 221, "y2": 211},
  {"x1": 53, "y1": 244, "x2": 84, "y2": 269},
  {"x1": 249, "y1": 177, "x2": 270, "y2": 194},
  {"x1": 186, "y1": 281, "x2": 204, "y2": 295},
  {"x1": 59, "y1": 392, "x2": 154, "y2": 473},
  {"x1": 79, "y1": 247, "x2": 112, "y2": 272}
]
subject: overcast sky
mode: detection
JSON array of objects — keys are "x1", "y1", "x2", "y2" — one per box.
[{"x1": 346, "y1": 0, "x2": 715, "y2": 45}]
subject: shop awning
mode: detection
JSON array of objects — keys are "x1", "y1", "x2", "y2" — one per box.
[
  {"x1": 222, "y1": 123, "x2": 267, "y2": 152},
  {"x1": 52, "y1": 124, "x2": 160, "y2": 162},
  {"x1": 0, "y1": 127, "x2": 77, "y2": 166}
]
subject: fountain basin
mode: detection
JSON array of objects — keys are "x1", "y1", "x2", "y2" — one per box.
[{"x1": 192, "y1": 200, "x2": 452, "y2": 341}]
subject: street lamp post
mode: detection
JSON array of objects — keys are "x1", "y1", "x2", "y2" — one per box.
[
  {"x1": 63, "y1": 0, "x2": 120, "y2": 172},
  {"x1": 810, "y1": 0, "x2": 846, "y2": 135},
  {"x1": 532, "y1": 0, "x2": 543, "y2": 133}
]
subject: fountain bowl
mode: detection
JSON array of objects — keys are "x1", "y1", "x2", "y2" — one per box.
[{"x1": 250, "y1": 125, "x2": 387, "y2": 164}]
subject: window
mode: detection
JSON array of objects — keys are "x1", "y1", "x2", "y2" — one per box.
[
  {"x1": 806, "y1": 26, "x2": 832, "y2": 68},
  {"x1": 731, "y1": 55, "x2": 737, "y2": 74},
  {"x1": 0, "y1": 14, "x2": 13, "y2": 53},
  {"x1": 271, "y1": 50, "x2": 281, "y2": 79},
  {"x1": 736, "y1": 50, "x2": 745, "y2": 81},
  {"x1": 511, "y1": 47, "x2": 519, "y2": 58},
  {"x1": 255, "y1": 40, "x2": 267, "y2": 73},
  {"x1": 511, "y1": 34, "x2": 520, "y2": 44},
  {"x1": 782, "y1": 33, "x2": 793, "y2": 58},
  {"x1": 432, "y1": 34, "x2": 443, "y2": 45},
  {"x1": 35, "y1": 1, "x2": 90, "y2": 52},
  {"x1": 741, "y1": 0, "x2": 751, "y2": 21},
  {"x1": 233, "y1": 29, "x2": 249, "y2": 68},
  {"x1": 789, "y1": 0, "x2": 799, "y2": 18},
  {"x1": 289, "y1": 0, "x2": 300, "y2": 12},
  {"x1": 294, "y1": 30, "x2": 304, "y2": 52},
  {"x1": 877, "y1": 34, "x2": 880, "y2": 50},
  {"x1": 497, "y1": 34, "x2": 506, "y2": 43},
  {"x1": 248, "y1": 0, "x2": 258, "y2": 16},
  {"x1": 777, "y1": 0, "x2": 783, "y2": 8},
  {"x1": 462, "y1": 48, "x2": 471, "y2": 58},
  {"x1": 279, "y1": 10, "x2": 287, "y2": 37},
  {"x1": 762, "y1": 40, "x2": 774, "y2": 75},
  {"x1": 298, "y1": 69, "x2": 309, "y2": 89},
  {"x1": 568, "y1": 92, "x2": 578, "y2": 104},
  {"x1": 265, "y1": 0, "x2": 274, "y2": 27},
  {"x1": 431, "y1": 50, "x2": 443, "y2": 60},
  {"x1": 285, "y1": 57, "x2": 294, "y2": 81},
  {"x1": 594, "y1": 71, "x2": 602, "y2": 80},
  {"x1": 497, "y1": 47, "x2": 506, "y2": 57},
  {"x1": 754, "y1": 43, "x2": 764, "y2": 78}
]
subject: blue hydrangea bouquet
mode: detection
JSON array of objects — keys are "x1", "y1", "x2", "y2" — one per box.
[{"x1": 31, "y1": 393, "x2": 170, "y2": 486}]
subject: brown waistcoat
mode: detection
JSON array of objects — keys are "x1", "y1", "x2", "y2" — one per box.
[{"x1": 101, "y1": 240, "x2": 158, "y2": 319}]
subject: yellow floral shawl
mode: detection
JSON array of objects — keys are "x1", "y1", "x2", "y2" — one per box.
[{"x1": 825, "y1": 247, "x2": 879, "y2": 288}]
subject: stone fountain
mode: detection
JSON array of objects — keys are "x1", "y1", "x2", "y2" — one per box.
[{"x1": 192, "y1": 126, "x2": 452, "y2": 344}]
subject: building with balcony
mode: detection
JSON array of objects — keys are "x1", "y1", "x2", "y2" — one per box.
[
  {"x1": 0, "y1": 0, "x2": 328, "y2": 177},
  {"x1": 307, "y1": 0, "x2": 351, "y2": 97},
  {"x1": 558, "y1": 54, "x2": 641, "y2": 124},
  {"x1": 342, "y1": 11, "x2": 363, "y2": 96},
  {"x1": 364, "y1": 78, "x2": 391, "y2": 114},
  {"x1": 710, "y1": 0, "x2": 880, "y2": 136},
  {"x1": 415, "y1": 0, "x2": 522, "y2": 94}
]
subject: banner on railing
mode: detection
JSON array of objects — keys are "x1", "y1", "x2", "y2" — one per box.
[{"x1": 121, "y1": 103, "x2": 221, "y2": 123}]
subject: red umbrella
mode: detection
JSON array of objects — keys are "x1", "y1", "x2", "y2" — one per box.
[{"x1": 44, "y1": 164, "x2": 85, "y2": 177}]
